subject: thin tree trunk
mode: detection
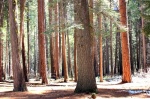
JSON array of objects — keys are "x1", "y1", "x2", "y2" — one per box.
[
  {"x1": 61, "y1": 0, "x2": 68, "y2": 82},
  {"x1": 67, "y1": 32, "x2": 72, "y2": 78},
  {"x1": 142, "y1": 18, "x2": 147, "y2": 73},
  {"x1": 0, "y1": 37, "x2": 2, "y2": 81},
  {"x1": 74, "y1": 0, "x2": 78, "y2": 82},
  {"x1": 98, "y1": 14, "x2": 103, "y2": 82},
  {"x1": 110, "y1": 0, "x2": 113, "y2": 76},
  {"x1": 27, "y1": 1, "x2": 30, "y2": 73},
  {"x1": 0, "y1": 0, "x2": 4, "y2": 82}
]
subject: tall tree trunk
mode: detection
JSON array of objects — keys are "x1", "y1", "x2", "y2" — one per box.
[
  {"x1": 67, "y1": 31, "x2": 72, "y2": 78},
  {"x1": 0, "y1": 37, "x2": 2, "y2": 81},
  {"x1": 105, "y1": 37, "x2": 109, "y2": 74},
  {"x1": 128, "y1": 18, "x2": 134, "y2": 74},
  {"x1": 74, "y1": 0, "x2": 97, "y2": 93},
  {"x1": 142, "y1": 18, "x2": 147, "y2": 73},
  {"x1": 0, "y1": 0, "x2": 4, "y2": 82},
  {"x1": 114, "y1": 31, "x2": 119, "y2": 74},
  {"x1": 20, "y1": 0, "x2": 28, "y2": 82},
  {"x1": 38, "y1": 0, "x2": 48, "y2": 84},
  {"x1": 9, "y1": 0, "x2": 27, "y2": 91},
  {"x1": 60, "y1": 0, "x2": 68, "y2": 82},
  {"x1": 119, "y1": 0, "x2": 131, "y2": 83},
  {"x1": 74, "y1": 0, "x2": 78, "y2": 82},
  {"x1": 98, "y1": 14, "x2": 103, "y2": 82},
  {"x1": 110, "y1": 0, "x2": 113, "y2": 76},
  {"x1": 49, "y1": 0, "x2": 56, "y2": 79},
  {"x1": 34, "y1": 30, "x2": 38, "y2": 75},
  {"x1": 27, "y1": 1, "x2": 30, "y2": 73},
  {"x1": 55, "y1": 2, "x2": 59, "y2": 79}
]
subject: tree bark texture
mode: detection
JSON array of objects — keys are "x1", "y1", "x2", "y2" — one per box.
[
  {"x1": 119, "y1": 0, "x2": 131, "y2": 83},
  {"x1": 74, "y1": 0, "x2": 78, "y2": 82},
  {"x1": 98, "y1": 15, "x2": 103, "y2": 82},
  {"x1": 60, "y1": 0, "x2": 68, "y2": 82},
  {"x1": 38, "y1": 0, "x2": 48, "y2": 84},
  {"x1": 20, "y1": 0, "x2": 28, "y2": 82},
  {"x1": 74, "y1": 0, "x2": 97, "y2": 93},
  {"x1": 9, "y1": 0, "x2": 27, "y2": 91}
]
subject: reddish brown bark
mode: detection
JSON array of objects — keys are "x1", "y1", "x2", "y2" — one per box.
[
  {"x1": 60, "y1": 1, "x2": 68, "y2": 82},
  {"x1": 9, "y1": 0, "x2": 27, "y2": 91},
  {"x1": 55, "y1": 2, "x2": 59, "y2": 79},
  {"x1": 20, "y1": 0, "x2": 28, "y2": 82},
  {"x1": 74, "y1": 0, "x2": 78, "y2": 82},
  {"x1": 38, "y1": 0, "x2": 48, "y2": 84},
  {"x1": 98, "y1": 14, "x2": 103, "y2": 82},
  {"x1": 119, "y1": 0, "x2": 131, "y2": 83}
]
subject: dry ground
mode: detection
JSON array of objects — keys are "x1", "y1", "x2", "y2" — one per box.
[{"x1": 0, "y1": 71, "x2": 149, "y2": 99}]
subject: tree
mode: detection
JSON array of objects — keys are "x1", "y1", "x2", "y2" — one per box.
[
  {"x1": 74, "y1": 0, "x2": 78, "y2": 82},
  {"x1": 0, "y1": 0, "x2": 4, "y2": 82},
  {"x1": 119, "y1": 0, "x2": 131, "y2": 83},
  {"x1": 20, "y1": 0, "x2": 28, "y2": 82},
  {"x1": 74, "y1": 0, "x2": 97, "y2": 93},
  {"x1": 54, "y1": 1, "x2": 59, "y2": 79},
  {"x1": 8, "y1": 0, "x2": 27, "y2": 91},
  {"x1": 98, "y1": 14, "x2": 103, "y2": 82},
  {"x1": 60, "y1": 0, "x2": 69, "y2": 82},
  {"x1": 38, "y1": 0, "x2": 48, "y2": 84}
]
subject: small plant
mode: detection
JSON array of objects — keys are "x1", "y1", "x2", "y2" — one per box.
[{"x1": 91, "y1": 93, "x2": 96, "y2": 99}]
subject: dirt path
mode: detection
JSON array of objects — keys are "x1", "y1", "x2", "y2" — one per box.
[{"x1": 0, "y1": 72, "x2": 150, "y2": 99}]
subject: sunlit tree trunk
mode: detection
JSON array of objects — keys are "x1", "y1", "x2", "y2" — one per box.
[
  {"x1": 98, "y1": 14, "x2": 103, "y2": 82},
  {"x1": 67, "y1": 32, "x2": 72, "y2": 78},
  {"x1": 9, "y1": 0, "x2": 27, "y2": 91},
  {"x1": 74, "y1": 0, "x2": 97, "y2": 93},
  {"x1": 38, "y1": 0, "x2": 48, "y2": 84},
  {"x1": 119, "y1": 0, "x2": 131, "y2": 83}
]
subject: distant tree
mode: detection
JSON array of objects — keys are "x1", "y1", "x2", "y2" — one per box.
[
  {"x1": 54, "y1": 1, "x2": 59, "y2": 79},
  {"x1": 38, "y1": 0, "x2": 48, "y2": 84},
  {"x1": 0, "y1": 0, "x2": 4, "y2": 82},
  {"x1": 60, "y1": 0, "x2": 69, "y2": 82},
  {"x1": 8, "y1": 0, "x2": 27, "y2": 91},
  {"x1": 74, "y1": 0, "x2": 97, "y2": 93},
  {"x1": 119, "y1": 0, "x2": 131, "y2": 83},
  {"x1": 98, "y1": 14, "x2": 103, "y2": 82},
  {"x1": 74, "y1": 0, "x2": 78, "y2": 82}
]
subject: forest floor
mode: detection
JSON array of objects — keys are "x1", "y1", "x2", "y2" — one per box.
[{"x1": 0, "y1": 70, "x2": 150, "y2": 99}]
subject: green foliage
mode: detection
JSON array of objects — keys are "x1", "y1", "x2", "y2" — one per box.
[
  {"x1": 128, "y1": 0, "x2": 141, "y2": 21},
  {"x1": 139, "y1": 0, "x2": 150, "y2": 35},
  {"x1": 143, "y1": 22, "x2": 150, "y2": 36}
]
